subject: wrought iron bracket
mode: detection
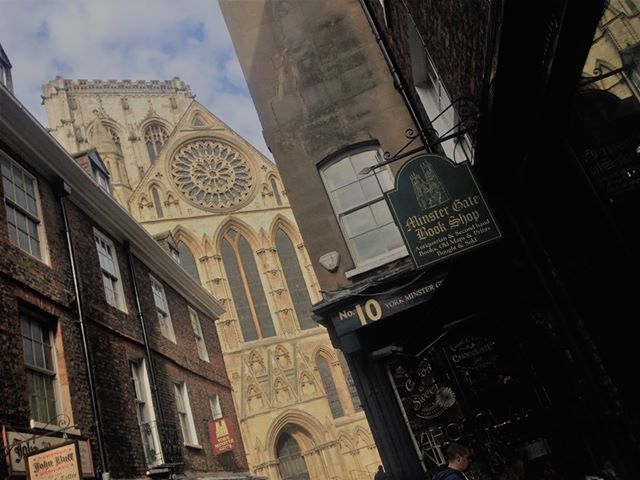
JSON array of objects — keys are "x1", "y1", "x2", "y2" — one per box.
[{"x1": 361, "y1": 97, "x2": 479, "y2": 174}]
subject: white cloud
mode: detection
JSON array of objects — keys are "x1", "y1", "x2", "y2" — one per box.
[{"x1": 0, "y1": 0, "x2": 272, "y2": 160}]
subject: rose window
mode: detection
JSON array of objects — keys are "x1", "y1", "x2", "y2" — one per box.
[{"x1": 171, "y1": 140, "x2": 253, "y2": 210}]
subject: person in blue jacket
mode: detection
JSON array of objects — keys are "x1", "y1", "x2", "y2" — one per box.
[{"x1": 432, "y1": 443, "x2": 471, "y2": 480}]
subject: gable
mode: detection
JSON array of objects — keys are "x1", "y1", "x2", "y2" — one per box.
[{"x1": 129, "y1": 100, "x2": 280, "y2": 216}]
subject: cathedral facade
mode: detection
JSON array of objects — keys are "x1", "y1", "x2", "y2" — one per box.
[{"x1": 42, "y1": 77, "x2": 380, "y2": 479}]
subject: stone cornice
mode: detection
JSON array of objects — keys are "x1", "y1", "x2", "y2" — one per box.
[{"x1": 60, "y1": 79, "x2": 193, "y2": 97}]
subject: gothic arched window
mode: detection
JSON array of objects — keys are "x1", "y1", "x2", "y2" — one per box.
[
  {"x1": 270, "y1": 177, "x2": 282, "y2": 206},
  {"x1": 177, "y1": 241, "x2": 200, "y2": 284},
  {"x1": 276, "y1": 229, "x2": 315, "y2": 330},
  {"x1": 316, "y1": 355, "x2": 344, "y2": 418},
  {"x1": 144, "y1": 124, "x2": 169, "y2": 162},
  {"x1": 106, "y1": 126, "x2": 123, "y2": 156},
  {"x1": 151, "y1": 188, "x2": 164, "y2": 218},
  {"x1": 221, "y1": 228, "x2": 275, "y2": 342},
  {"x1": 339, "y1": 351, "x2": 362, "y2": 411},
  {"x1": 276, "y1": 433, "x2": 310, "y2": 480}
]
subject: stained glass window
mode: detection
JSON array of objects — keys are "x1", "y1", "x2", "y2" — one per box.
[
  {"x1": 221, "y1": 230, "x2": 275, "y2": 342},
  {"x1": 177, "y1": 242, "x2": 200, "y2": 284},
  {"x1": 276, "y1": 229, "x2": 315, "y2": 330},
  {"x1": 151, "y1": 188, "x2": 163, "y2": 218},
  {"x1": 145, "y1": 124, "x2": 168, "y2": 162},
  {"x1": 316, "y1": 355, "x2": 344, "y2": 418}
]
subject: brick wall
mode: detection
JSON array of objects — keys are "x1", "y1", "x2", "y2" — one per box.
[
  {"x1": 365, "y1": 0, "x2": 490, "y2": 143},
  {"x1": 0, "y1": 142, "x2": 247, "y2": 477}
]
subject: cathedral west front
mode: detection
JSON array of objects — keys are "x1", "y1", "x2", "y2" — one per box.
[{"x1": 42, "y1": 76, "x2": 381, "y2": 480}]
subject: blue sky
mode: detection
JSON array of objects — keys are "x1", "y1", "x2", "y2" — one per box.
[{"x1": 0, "y1": 0, "x2": 272, "y2": 159}]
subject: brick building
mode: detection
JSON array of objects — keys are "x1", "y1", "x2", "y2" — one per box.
[
  {"x1": 221, "y1": 1, "x2": 640, "y2": 479},
  {"x1": 0, "y1": 52, "x2": 253, "y2": 479}
]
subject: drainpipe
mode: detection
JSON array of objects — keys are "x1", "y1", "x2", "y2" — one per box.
[
  {"x1": 56, "y1": 180, "x2": 109, "y2": 479},
  {"x1": 124, "y1": 242, "x2": 164, "y2": 424},
  {"x1": 358, "y1": 0, "x2": 428, "y2": 145}
]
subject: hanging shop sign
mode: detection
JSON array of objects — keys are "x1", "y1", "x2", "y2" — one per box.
[
  {"x1": 26, "y1": 441, "x2": 82, "y2": 480},
  {"x1": 330, "y1": 273, "x2": 446, "y2": 336},
  {"x1": 2, "y1": 426, "x2": 94, "y2": 477},
  {"x1": 208, "y1": 417, "x2": 237, "y2": 455},
  {"x1": 386, "y1": 154, "x2": 501, "y2": 268}
]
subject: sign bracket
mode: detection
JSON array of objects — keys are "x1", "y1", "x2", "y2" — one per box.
[{"x1": 361, "y1": 97, "x2": 480, "y2": 174}]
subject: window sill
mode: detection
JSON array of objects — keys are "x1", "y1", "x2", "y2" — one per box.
[
  {"x1": 184, "y1": 443, "x2": 203, "y2": 450},
  {"x1": 345, "y1": 246, "x2": 408, "y2": 279}
]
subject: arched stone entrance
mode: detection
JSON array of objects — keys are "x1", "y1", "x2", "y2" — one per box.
[
  {"x1": 276, "y1": 430, "x2": 310, "y2": 480},
  {"x1": 262, "y1": 409, "x2": 346, "y2": 480}
]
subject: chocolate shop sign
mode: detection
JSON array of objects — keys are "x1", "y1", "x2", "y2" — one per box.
[{"x1": 387, "y1": 154, "x2": 501, "y2": 268}]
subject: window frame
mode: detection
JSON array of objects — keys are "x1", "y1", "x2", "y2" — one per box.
[
  {"x1": 150, "y1": 275, "x2": 176, "y2": 342},
  {"x1": 189, "y1": 307, "x2": 209, "y2": 362},
  {"x1": 130, "y1": 358, "x2": 164, "y2": 467},
  {"x1": 21, "y1": 311, "x2": 62, "y2": 425},
  {"x1": 1, "y1": 152, "x2": 49, "y2": 262},
  {"x1": 209, "y1": 394, "x2": 223, "y2": 420},
  {"x1": 407, "y1": 18, "x2": 473, "y2": 162},
  {"x1": 174, "y1": 381, "x2": 199, "y2": 447},
  {"x1": 319, "y1": 145, "x2": 407, "y2": 275},
  {"x1": 94, "y1": 229, "x2": 127, "y2": 312}
]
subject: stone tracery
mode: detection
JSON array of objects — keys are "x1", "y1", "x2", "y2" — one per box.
[{"x1": 171, "y1": 139, "x2": 254, "y2": 211}]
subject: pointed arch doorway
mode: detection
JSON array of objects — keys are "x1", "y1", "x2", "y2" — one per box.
[{"x1": 276, "y1": 431, "x2": 311, "y2": 480}]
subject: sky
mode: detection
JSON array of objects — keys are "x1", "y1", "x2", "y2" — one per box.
[{"x1": 0, "y1": 0, "x2": 272, "y2": 160}]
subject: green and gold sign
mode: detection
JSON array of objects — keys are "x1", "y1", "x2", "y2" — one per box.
[{"x1": 387, "y1": 154, "x2": 500, "y2": 268}]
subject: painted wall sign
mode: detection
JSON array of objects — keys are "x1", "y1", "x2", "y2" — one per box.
[
  {"x1": 26, "y1": 441, "x2": 82, "y2": 480},
  {"x1": 330, "y1": 274, "x2": 446, "y2": 336},
  {"x1": 208, "y1": 417, "x2": 237, "y2": 455},
  {"x1": 386, "y1": 154, "x2": 501, "y2": 268},
  {"x1": 2, "y1": 427, "x2": 94, "y2": 477}
]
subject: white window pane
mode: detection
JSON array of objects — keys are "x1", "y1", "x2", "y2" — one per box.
[
  {"x1": 333, "y1": 183, "x2": 366, "y2": 213},
  {"x1": 351, "y1": 229, "x2": 387, "y2": 262},
  {"x1": 342, "y1": 207, "x2": 377, "y2": 238},
  {"x1": 324, "y1": 160, "x2": 356, "y2": 190},
  {"x1": 379, "y1": 222, "x2": 406, "y2": 251},
  {"x1": 351, "y1": 222, "x2": 404, "y2": 262},
  {"x1": 360, "y1": 174, "x2": 383, "y2": 199},
  {"x1": 210, "y1": 395, "x2": 222, "y2": 419},
  {"x1": 376, "y1": 167, "x2": 395, "y2": 192},
  {"x1": 350, "y1": 150, "x2": 380, "y2": 178},
  {"x1": 371, "y1": 199, "x2": 394, "y2": 226}
]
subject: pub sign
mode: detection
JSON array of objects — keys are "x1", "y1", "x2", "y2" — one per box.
[
  {"x1": 387, "y1": 154, "x2": 500, "y2": 268},
  {"x1": 208, "y1": 417, "x2": 237, "y2": 455}
]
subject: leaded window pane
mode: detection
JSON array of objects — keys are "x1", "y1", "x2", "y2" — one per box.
[
  {"x1": 177, "y1": 242, "x2": 200, "y2": 284},
  {"x1": 339, "y1": 352, "x2": 362, "y2": 411},
  {"x1": 316, "y1": 356, "x2": 344, "y2": 418},
  {"x1": 271, "y1": 178, "x2": 283, "y2": 205},
  {"x1": 276, "y1": 230, "x2": 315, "y2": 330},
  {"x1": 151, "y1": 188, "x2": 163, "y2": 218},
  {"x1": 238, "y1": 237, "x2": 275, "y2": 338},
  {"x1": 222, "y1": 238, "x2": 258, "y2": 341},
  {"x1": 145, "y1": 124, "x2": 169, "y2": 162}
]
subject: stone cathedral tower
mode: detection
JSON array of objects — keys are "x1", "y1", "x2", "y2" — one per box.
[{"x1": 42, "y1": 77, "x2": 381, "y2": 479}]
